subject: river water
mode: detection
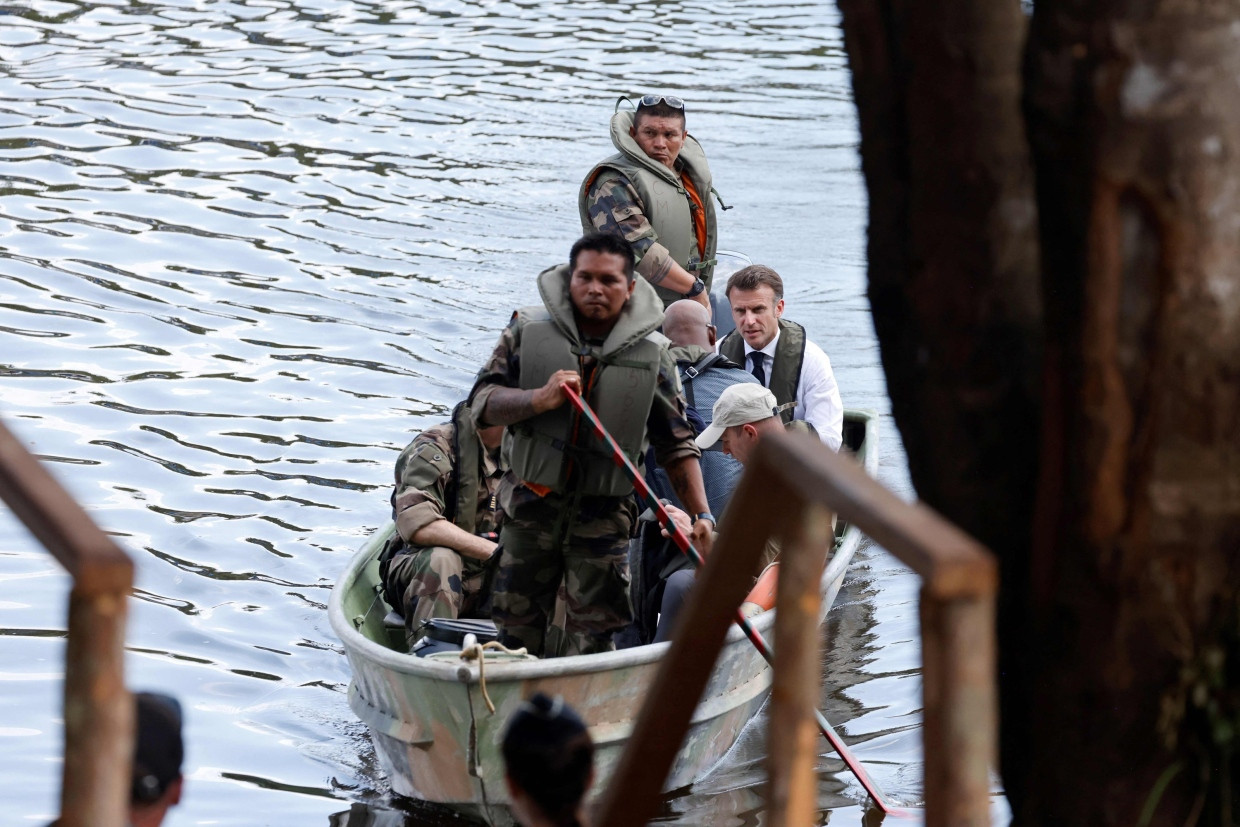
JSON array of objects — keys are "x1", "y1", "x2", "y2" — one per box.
[{"x1": 0, "y1": 0, "x2": 1007, "y2": 823}]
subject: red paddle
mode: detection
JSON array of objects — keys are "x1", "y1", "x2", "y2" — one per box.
[{"x1": 560, "y1": 383, "x2": 906, "y2": 816}]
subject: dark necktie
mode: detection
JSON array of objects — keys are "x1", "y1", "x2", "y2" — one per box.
[{"x1": 749, "y1": 351, "x2": 766, "y2": 386}]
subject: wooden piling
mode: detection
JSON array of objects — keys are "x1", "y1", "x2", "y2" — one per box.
[
  {"x1": 594, "y1": 429, "x2": 998, "y2": 826},
  {"x1": 767, "y1": 502, "x2": 834, "y2": 826},
  {"x1": 0, "y1": 420, "x2": 134, "y2": 827}
]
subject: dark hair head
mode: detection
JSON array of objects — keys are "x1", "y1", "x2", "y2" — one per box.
[
  {"x1": 569, "y1": 232, "x2": 636, "y2": 280},
  {"x1": 131, "y1": 692, "x2": 184, "y2": 805},
  {"x1": 634, "y1": 100, "x2": 686, "y2": 131},
  {"x1": 725, "y1": 264, "x2": 784, "y2": 301},
  {"x1": 502, "y1": 693, "x2": 594, "y2": 827}
]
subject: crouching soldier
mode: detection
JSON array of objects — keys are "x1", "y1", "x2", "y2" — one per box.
[
  {"x1": 470, "y1": 232, "x2": 714, "y2": 658},
  {"x1": 380, "y1": 400, "x2": 505, "y2": 644}
]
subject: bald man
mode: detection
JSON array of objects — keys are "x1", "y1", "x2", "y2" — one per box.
[
  {"x1": 657, "y1": 300, "x2": 760, "y2": 515},
  {"x1": 627, "y1": 301, "x2": 761, "y2": 646}
]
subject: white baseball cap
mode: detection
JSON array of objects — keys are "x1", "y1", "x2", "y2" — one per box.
[{"x1": 694, "y1": 383, "x2": 781, "y2": 449}]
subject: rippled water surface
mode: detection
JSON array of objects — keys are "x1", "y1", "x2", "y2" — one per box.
[{"x1": 0, "y1": 0, "x2": 1004, "y2": 823}]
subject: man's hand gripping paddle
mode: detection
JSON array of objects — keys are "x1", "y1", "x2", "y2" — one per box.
[{"x1": 559, "y1": 382, "x2": 905, "y2": 817}]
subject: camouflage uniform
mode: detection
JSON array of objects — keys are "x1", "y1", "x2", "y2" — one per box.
[
  {"x1": 471, "y1": 268, "x2": 700, "y2": 657},
  {"x1": 579, "y1": 109, "x2": 719, "y2": 308},
  {"x1": 383, "y1": 416, "x2": 503, "y2": 637},
  {"x1": 584, "y1": 172, "x2": 670, "y2": 280}
]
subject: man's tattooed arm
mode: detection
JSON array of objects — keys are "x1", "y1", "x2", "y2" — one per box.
[
  {"x1": 480, "y1": 368, "x2": 582, "y2": 426},
  {"x1": 480, "y1": 387, "x2": 540, "y2": 425}
]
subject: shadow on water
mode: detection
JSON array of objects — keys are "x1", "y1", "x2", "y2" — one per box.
[{"x1": 0, "y1": 0, "x2": 985, "y2": 822}]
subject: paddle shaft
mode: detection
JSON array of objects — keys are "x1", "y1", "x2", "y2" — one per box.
[{"x1": 559, "y1": 383, "x2": 902, "y2": 816}]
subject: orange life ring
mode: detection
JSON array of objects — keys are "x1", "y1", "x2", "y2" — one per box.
[{"x1": 739, "y1": 562, "x2": 779, "y2": 616}]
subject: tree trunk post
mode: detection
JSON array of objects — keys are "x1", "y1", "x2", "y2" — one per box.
[
  {"x1": 833, "y1": 1, "x2": 1043, "y2": 805},
  {"x1": 1023, "y1": 0, "x2": 1240, "y2": 821}
]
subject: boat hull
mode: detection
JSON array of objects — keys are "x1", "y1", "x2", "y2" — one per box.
[{"x1": 329, "y1": 410, "x2": 879, "y2": 822}]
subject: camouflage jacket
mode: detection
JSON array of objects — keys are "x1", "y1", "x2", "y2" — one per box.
[
  {"x1": 580, "y1": 110, "x2": 719, "y2": 306},
  {"x1": 391, "y1": 422, "x2": 503, "y2": 563}
]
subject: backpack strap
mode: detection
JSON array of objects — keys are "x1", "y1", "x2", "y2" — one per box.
[{"x1": 679, "y1": 352, "x2": 729, "y2": 410}]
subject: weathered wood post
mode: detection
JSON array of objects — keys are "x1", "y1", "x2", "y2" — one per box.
[
  {"x1": 767, "y1": 502, "x2": 835, "y2": 826},
  {"x1": 591, "y1": 469, "x2": 779, "y2": 827},
  {"x1": 0, "y1": 420, "x2": 134, "y2": 827},
  {"x1": 922, "y1": 593, "x2": 996, "y2": 827},
  {"x1": 592, "y1": 427, "x2": 997, "y2": 826},
  {"x1": 768, "y1": 432, "x2": 999, "y2": 825}
]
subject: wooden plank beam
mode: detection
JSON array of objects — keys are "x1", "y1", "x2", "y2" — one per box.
[
  {"x1": 0, "y1": 420, "x2": 132, "y2": 596},
  {"x1": 60, "y1": 589, "x2": 132, "y2": 827},
  {"x1": 922, "y1": 594, "x2": 997, "y2": 827},
  {"x1": 592, "y1": 469, "x2": 781, "y2": 827},
  {"x1": 759, "y1": 432, "x2": 997, "y2": 600},
  {"x1": 0, "y1": 418, "x2": 134, "y2": 827}
]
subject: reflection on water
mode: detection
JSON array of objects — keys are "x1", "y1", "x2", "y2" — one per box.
[{"x1": 0, "y1": 0, "x2": 966, "y2": 823}]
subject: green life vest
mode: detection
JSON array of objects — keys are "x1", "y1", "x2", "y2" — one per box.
[
  {"x1": 718, "y1": 318, "x2": 807, "y2": 425},
  {"x1": 508, "y1": 264, "x2": 668, "y2": 497},
  {"x1": 447, "y1": 401, "x2": 482, "y2": 533},
  {"x1": 579, "y1": 110, "x2": 719, "y2": 307}
]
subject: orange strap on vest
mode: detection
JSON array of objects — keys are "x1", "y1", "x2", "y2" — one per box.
[{"x1": 680, "y1": 173, "x2": 708, "y2": 259}]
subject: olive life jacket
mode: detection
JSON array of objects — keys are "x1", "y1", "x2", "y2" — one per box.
[
  {"x1": 718, "y1": 319, "x2": 807, "y2": 425},
  {"x1": 508, "y1": 264, "x2": 668, "y2": 497},
  {"x1": 579, "y1": 109, "x2": 719, "y2": 307},
  {"x1": 445, "y1": 401, "x2": 483, "y2": 533}
]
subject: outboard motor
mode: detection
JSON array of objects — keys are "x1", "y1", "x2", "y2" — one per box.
[{"x1": 409, "y1": 617, "x2": 500, "y2": 658}]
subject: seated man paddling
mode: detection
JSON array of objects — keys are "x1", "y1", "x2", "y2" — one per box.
[
  {"x1": 380, "y1": 400, "x2": 505, "y2": 646},
  {"x1": 470, "y1": 232, "x2": 714, "y2": 657}
]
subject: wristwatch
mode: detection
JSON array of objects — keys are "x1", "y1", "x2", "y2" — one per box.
[
  {"x1": 684, "y1": 278, "x2": 706, "y2": 298},
  {"x1": 693, "y1": 512, "x2": 717, "y2": 526}
]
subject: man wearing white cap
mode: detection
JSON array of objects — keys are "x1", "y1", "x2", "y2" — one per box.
[
  {"x1": 652, "y1": 382, "x2": 805, "y2": 642},
  {"x1": 692, "y1": 382, "x2": 793, "y2": 462}
]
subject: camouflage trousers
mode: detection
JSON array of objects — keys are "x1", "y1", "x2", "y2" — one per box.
[
  {"x1": 493, "y1": 493, "x2": 635, "y2": 658},
  {"x1": 385, "y1": 546, "x2": 489, "y2": 638}
]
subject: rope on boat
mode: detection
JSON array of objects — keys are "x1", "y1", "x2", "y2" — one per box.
[{"x1": 459, "y1": 640, "x2": 528, "y2": 714}]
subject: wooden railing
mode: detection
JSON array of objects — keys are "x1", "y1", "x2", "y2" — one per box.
[
  {"x1": 594, "y1": 429, "x2": 998, "y2": 827},
  {"x1": 0, "y1": 419, "x2": 134, "y2": 827}
]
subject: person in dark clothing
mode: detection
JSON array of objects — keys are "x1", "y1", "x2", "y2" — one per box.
[
  {"x1": 502, "y1": 693, "x2": 595, "y2": 827},
  {"x1": 129, "y1": 692, "x2": 185, "y2": 827},
  {"x1": 51, "y1": 691, "x2": 185, "y2": 827}
]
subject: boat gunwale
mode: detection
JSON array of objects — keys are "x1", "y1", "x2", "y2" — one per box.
[{"x1": 327, "y1": 410, "x2": 880, "y2": 684}]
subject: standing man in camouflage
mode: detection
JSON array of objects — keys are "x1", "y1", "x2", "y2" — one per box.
[
  {"x1": 471, "y1": 232, "x2": 715, "y2": 657},
  {"x1": 580, "y1": 94, "x2": 720, "y2": 310},
  {"x1": 381, "y1": 400, "x2": 505, "y2": 644}
]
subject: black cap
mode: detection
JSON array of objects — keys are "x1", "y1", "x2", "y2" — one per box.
[
  {"x1": 503, "y1": 692, "x2": 587, "y2": 747},
  {"x1": 131, "y1": 692, "x2": 184, "y2": 804}
]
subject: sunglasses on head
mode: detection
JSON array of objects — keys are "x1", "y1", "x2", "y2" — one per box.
[{"x1": 637, "y1": 94, "x2": 685, "y2": 110}]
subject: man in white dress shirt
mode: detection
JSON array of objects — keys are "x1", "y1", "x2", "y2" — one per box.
[{"x1": 716, "y1": 264, "x2": 843, "y2": 451}]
